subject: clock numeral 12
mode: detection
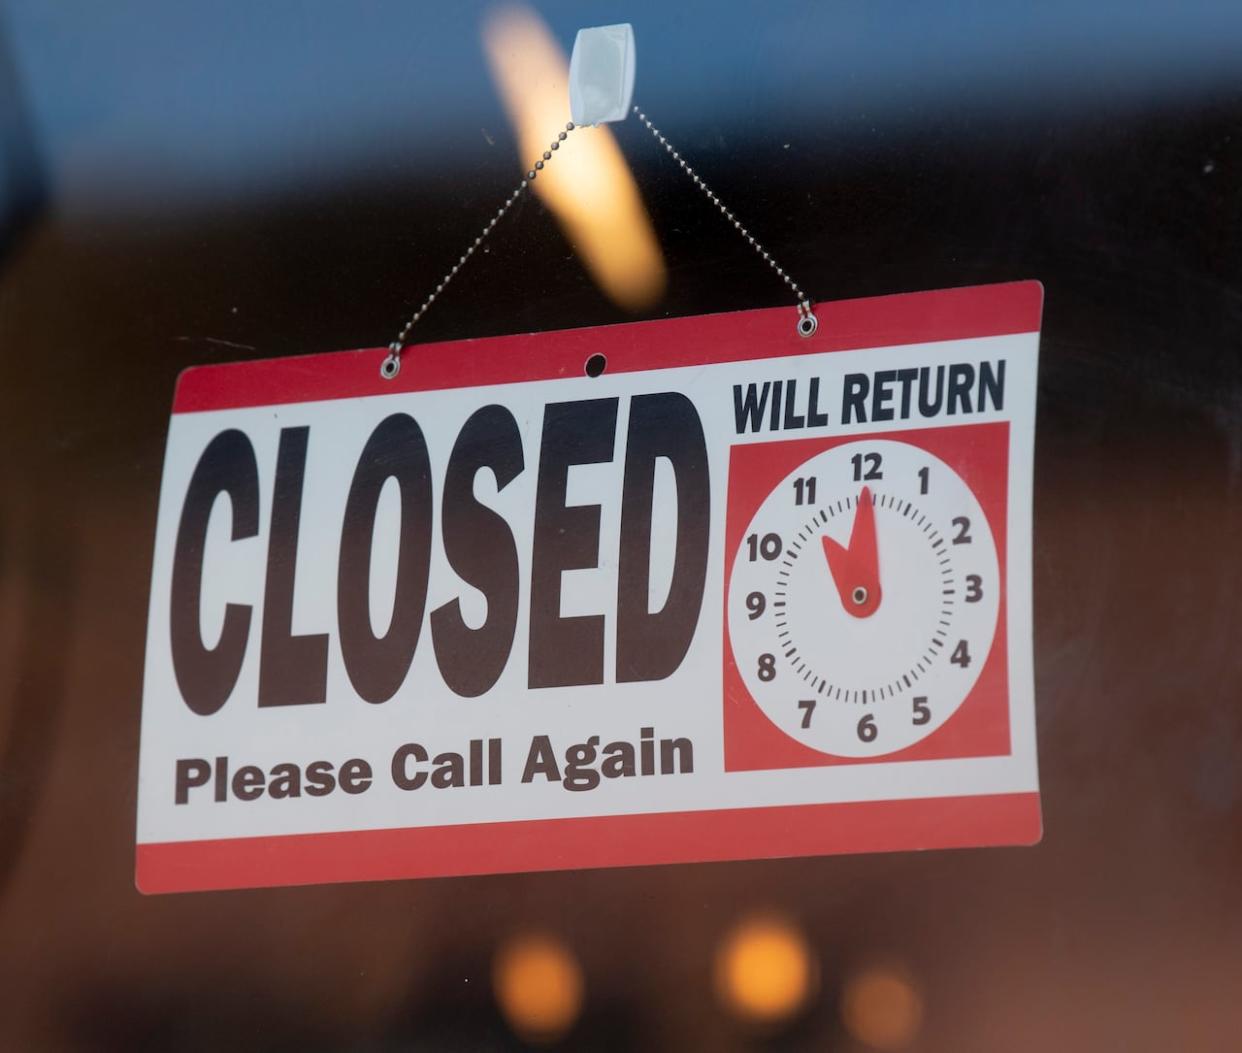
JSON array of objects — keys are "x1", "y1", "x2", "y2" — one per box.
[{"x1": 851, "y1": 452, "x2": 883, "y2": 481}]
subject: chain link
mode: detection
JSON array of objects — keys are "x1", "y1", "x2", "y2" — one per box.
[
  {"x1": 632, "y1": 105, "x2": 817, "y2": 338},
  {"x1": 382, "y1": 107, "x2": 818, "y2": 380},
  {"x1": 381, "y1": 122, "x2": 580, "y2": 379}
]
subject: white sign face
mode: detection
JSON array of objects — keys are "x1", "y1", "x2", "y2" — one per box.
[{"x1": 136, "y1": 282, "x2": 1043, "y2": 893}]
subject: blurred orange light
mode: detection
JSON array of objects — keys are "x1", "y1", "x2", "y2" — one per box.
[
  {"x1": 492, "y1": 932, "x2": 584, "y2": 1045},
  {"x1": 840, "y1": 964, "x2": 923, "y2": 1050},
  {"x1": 481, "y1": 4, "x2": 666, "y2": 311},
  {"x1": 714, "y1": 914, "x2": 817, "y2": 1025}
]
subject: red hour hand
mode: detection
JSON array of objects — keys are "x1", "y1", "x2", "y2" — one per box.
[{"x1": 821, "y1": 486, "x2": 881, "y2": 618}]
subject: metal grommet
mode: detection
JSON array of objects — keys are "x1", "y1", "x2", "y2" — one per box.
[
  {"x1": 797, "y1": 312, "x2": 818, "y2": 339},
  {"x1": 380, "y1": 349, "x2": 401, "y2": 380}
]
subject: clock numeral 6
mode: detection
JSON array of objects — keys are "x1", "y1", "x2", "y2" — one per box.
[
  {"x1": 965, "y1": 575, "x2": 983, "y2": 602},
  {"x1": 757, "y1": 653, "x2": 776, "y2": 681},
  {"x1": 857, "y1": 713, "x2": 877, "y2": 742},
  {"x1": 797, "y1": 699, "x2": 816, "y2": 728},
  {"x1": 746, "y1": 532, "x2": 783, "y2": 561},
  {"x1": 912, "y1": 696, "x2": 931, "y2": 726},
  {"x1": 950, "y1": 640, "x2": 972, "y2": 668},
  {"x1": 745, "y1": 591, "x2": 766, "y2": 619}
]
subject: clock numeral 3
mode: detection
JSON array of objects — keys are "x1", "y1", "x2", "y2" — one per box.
[{"x1": 965, "y1": 575, "x2": 983, "y2": 602}]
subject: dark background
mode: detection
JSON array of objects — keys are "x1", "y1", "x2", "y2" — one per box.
[{"x1": 1, "y1": 2, "x2": 1241, "y2": 1049}]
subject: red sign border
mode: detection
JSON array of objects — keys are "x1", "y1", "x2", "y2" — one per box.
[
  {"x1": 138, "y1": 793, "x2": 1041, "y2": 894},
  {"x1": 172, "y1": 281, "x2": 1043, "y2": 414},
  {"x1": 142, "y1": 280, "x2": 1044, "y2": 893}
]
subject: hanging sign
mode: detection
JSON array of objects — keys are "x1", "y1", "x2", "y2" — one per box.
[{"x1": 136, "y1": 281, "x2": 1043, "y2": 893}]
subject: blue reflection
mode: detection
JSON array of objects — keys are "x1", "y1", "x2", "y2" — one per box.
[{"x1": 1, "y1": 0, "x2": 1241, "y2": 218}]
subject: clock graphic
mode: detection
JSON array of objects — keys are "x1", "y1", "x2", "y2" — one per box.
[{"x1": 725, "y1": 430, "x2": 1004, "y2": 760}]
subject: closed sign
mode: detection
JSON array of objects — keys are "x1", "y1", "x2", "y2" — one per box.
[{"x1": 136, "y1": 282, "x2": 1043, "y2": 893}]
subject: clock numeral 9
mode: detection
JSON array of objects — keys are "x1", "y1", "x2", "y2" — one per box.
[
  {"x1": 912, "y1": 696, "x2": 931, "y2": 726},
  {"x1": 965, "y1": 575, "x2": 983, "y2": 602},
  {"x1": 950, "y1": 640, "x2": 972, "y2": 668},
  {"x1": 857, "y1": 713, "x2": 877, "y2": 742},
  {"x1": 851, "y1": 452, "x2": 883, "y2": 482},
  {"x1": 745, "y1": 592, "x2": 766, "y2": 619},
  {"x1": 792, "y1": 476, "x2": 817, "y2": 505},
  {"x1": 746, "y1": 532, "x2": 783, "y2": 561},
  {"x1": 757, "y1": 653, "x2": 776, "y2": 681}
]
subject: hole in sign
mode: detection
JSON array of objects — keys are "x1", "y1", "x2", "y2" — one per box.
[{"x1": 584, "y1": 353, "x2": 607, "y2": 378}]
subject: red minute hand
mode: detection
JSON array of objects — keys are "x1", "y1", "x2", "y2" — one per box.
[{"x1": 820, "y1": 486, "x2": 881, "y2": 618}]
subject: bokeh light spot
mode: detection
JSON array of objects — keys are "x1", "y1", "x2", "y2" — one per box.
[
  {"x1": 492, "y1": 932, "x2": 584, "y2": 1045},
  {"x1": 714, "y1": 914, "x2": 817, "y2": 1025},
  {"x1": 481, "y1": 4, "x2": 667, "y2": 311},
  {"x1": 840, "y1": 963, "x2": 923, "y2": 1050}
]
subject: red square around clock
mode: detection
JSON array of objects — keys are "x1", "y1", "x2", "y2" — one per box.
[{"x1": 723, "y1": 421, "x2": 1011, "y2": 772}]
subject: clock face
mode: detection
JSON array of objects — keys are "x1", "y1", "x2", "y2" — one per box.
[{"x1": 726, "y1": 439, "x2": 1001, "y2": 758}]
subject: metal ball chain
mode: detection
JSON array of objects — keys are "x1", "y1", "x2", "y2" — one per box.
[
  {"x1": 631, "y1": 105, "x2": 818, "y2": 339},
  {"x1": 381, "y1": 122, "x2": 579, "y2": 379}
]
